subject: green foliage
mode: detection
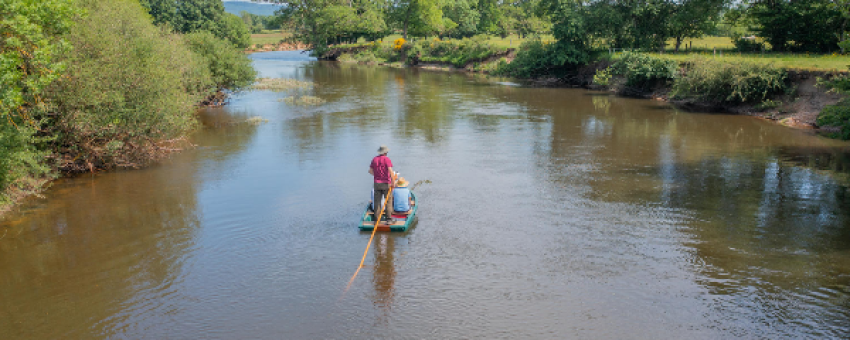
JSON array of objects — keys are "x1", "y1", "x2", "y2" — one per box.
[
  {"x1": 593, "y1": 67, "x2": 612, "y2": 86},
  {"x1": 277, "y1": 0, "x2": 388, "y2": 48},
  {"x1": 817, "y1": 101, "x2": 850, "y2": 139},
  {"x1": 816, "y1": 71, "x2": 850, "y2": 139},
  {"x1": 240, "y1": 11, "x2": 283, "y2": 33},
  {"x1": 0, "y1": 124, "x2": 52, "y2": 206},
  {"x1": 493, "y1": 38, "x2": 566, "y2": 77},
  {"x1": 0, "y1": 0, "x2": 78, "y2": 124},
  {"x1": 671, "y1": 57, "x2": 788, "y2": 104},
  {"x1": 748, "y1": 0, "x2": 840, "y2": 52},
  {"x1": 415, "y1": 36, "x2": 506, "y2": 67},
  {"x1": 500, "y1": 0, "x2": 552, "y2": 38},
  {"x1": 0, "y1": 0, "x2": 78, "y2": 201},
  {"x1": 443, "y1": 0, "x2": 480, "y2": 37},
  {"x1": 840, "y1": 39, "x2": 850, "y2": 53},
  {"x1": 544, "y1": 0, "x2": 593, "y2": 65},
  {"x1": 604, "y1": 52, "x2": 678, "y2": 90},
  {"x1": 732, "y1": 34, "x2": 765, "y2": 52},
  {"x1": 47, "y1": 0, "x2": 209, "y2": 171},
  {"x1": 140, "y1": 0, "x2": 252, "y2": 48},
  {"x1": 477, "y1": 0, "x2": 503, "y2": 35},
  {"x1": 184, "y1": 31, "x2": 257, "y2": 89}
]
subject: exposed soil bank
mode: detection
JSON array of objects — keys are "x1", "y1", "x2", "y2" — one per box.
[{"x1": 246, "y1": 42, "x2": 311, "y2": 53}]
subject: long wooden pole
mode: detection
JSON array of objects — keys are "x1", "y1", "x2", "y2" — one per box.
[{"x1": 345, "y1": 174, "x2": 396, "y2": 292}]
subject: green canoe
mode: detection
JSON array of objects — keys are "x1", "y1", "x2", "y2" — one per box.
[{"x1": 359, "y1": 191, "x2": 417, "y2": 232}]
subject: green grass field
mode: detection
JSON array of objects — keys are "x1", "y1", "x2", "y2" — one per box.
[
  {"x1": 665, "y1": 36, "x2": 736, "y2": 51},
  {"x1": 336, "y1": 34, "x2": 554, "y2": 49},
  {"x1": 288, "y1": 33, "x2": 850, "y2": 72},
  {"x1": 250, "y1": 31, "x2": 292, "y2": 46},
  {"x1": 646, "y1": 52, "x2": 850, "y2": 71}
]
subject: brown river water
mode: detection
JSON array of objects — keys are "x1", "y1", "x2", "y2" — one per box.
[{"x1": 3, "y1": 51, "x2": 850, "y2": 339}]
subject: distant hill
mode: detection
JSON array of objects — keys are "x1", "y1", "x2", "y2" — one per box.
[{"x1": 223, "y1": 1, "x2": 283, "y2": 16}]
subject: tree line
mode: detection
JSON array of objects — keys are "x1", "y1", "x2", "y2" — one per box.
[
  {"x1": 270, "y1": 0, "x2": 849, "y2": 54},
  {"x1": 0, "y1": 0, "x2": 255, "y2": 208}
]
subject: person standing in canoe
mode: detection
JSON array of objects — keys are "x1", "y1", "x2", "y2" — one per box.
[{"x1": 369, "y1": 145, "x2": 394, "y2": 221}]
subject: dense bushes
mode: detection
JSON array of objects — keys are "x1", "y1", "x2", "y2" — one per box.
[
  {"x1": 671, "y1": 58, "x2": 788, "y2": 105},
  {"x1": 732, "y1": 35, "x2": 765, "y2": 53},
  {"x1": 337, "y1": 36, "x2": 508, "y2": 68},
  {"x1": 817, "y1": 73, "x2": 850, "y2": 139},
  {"x1": 0, "y1": 0, "x2": 77, "y2": 205},
  {"x1": 45, "y1": 0, "x2": 211, "y2": 172},
  {"x1": 1, "y1": 0, "x2": 257, "y2": 209},
  {"x1": 594, "y1": 52, "x2": 677, "y2": 91},
  {"x1": 140, "y1": 0, "x2": 252, "y2": 48},
  {"x1": 493, "y1": 39, "x2": 566, "y2": 78},
  {"x1": 412, "y1": 36, "x2": 507, "y2": 67},
  {"x1": 184, "y1": 31, "x2": 257, "y2": 89}
]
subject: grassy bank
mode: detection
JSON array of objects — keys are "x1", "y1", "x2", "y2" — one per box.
[
  {"x1": 250, "y1": 31, "x2": 292, "y2": 45},
  {"x1": 325, "y1": 35, "x2": 514, "y2": 71},
  {"x1": 650, "y1": 52, "x2": 850, "y2": 72},
  {"x1": 324, "y1": 35, "x2": 848, "y2": 138}
]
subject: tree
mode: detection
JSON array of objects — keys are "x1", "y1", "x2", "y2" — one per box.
[
  {"x1": 140, "y1": 0, "x2": 252, "y2": 47},
  {"x1": 668, "y1": 0, "x2": 729, "y2": 51},
  {"x1": 48, "y1": 0, "x2": 213, "y2": 172},
  {"x1": 443, "y1": 0, "x2": 480, "y2": 37},
  {"x1": 0, "y1": 0, "x2": 77, "y2": 125},
  {"x1": 387, "y1": 0, "x2": 449, "y2": 38},
  {"x1": 583, "y1": 0, "x2": 673, "y2": 50},
  {"x1": 749, "y1": 0, "x2": 840, "y2": 52},
  {"x1": 0, "y1": 0, "x2": 76, "y2": 200},
  {"x1": 540, "y1": 0, "x2": 594, "y2": 64},
  {"x1": 274, "y1": 0, "x2": 387, "y2": 46},
  {"x1": 501, "y1": 0, "x2": 552, "y2": 38},
  {"x1": 828, "y1": 0, "x2": 850, "y2": 51},
  {"x1": 477, "y1": 0, "x2": 503, "y2": 35}
]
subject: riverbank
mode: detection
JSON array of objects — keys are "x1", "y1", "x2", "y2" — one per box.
[
  {"x1": 6, "y1": 50, "x2": 850, "y2": 339},
  {"x1": 246, "y1": 41, "x2": 311, "y2": 53},
  {"x1": 321, "y1": 43, "x2": 847, "y2": 134}
]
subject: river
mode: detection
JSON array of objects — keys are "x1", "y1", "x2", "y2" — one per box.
[{"x1": 2, "y1": 51, "x2": 850, "y2": 339}]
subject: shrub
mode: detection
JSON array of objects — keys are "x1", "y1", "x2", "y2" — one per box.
[
  {"x1": 732, "y1": 35, "x2": 765, "y2": 52},
  {"x1": 817, "y1": 101, "x2": 850, "y2": 139},
  {"x1": 184, "y1": 31, "x2": 257, "y2": 89},
  {"x1": 493, "y1": 38, "x2": 561, "y2": 78},
  {"x1": 46, "y1": 0, "x2": 211, "y2": 172},
  {"x1": 0, "y1": 124, "x2": 53, "y2": 207},
  {"x1": 817, "y1": 72, "x2": 850, "y2": 139},
  {"x1": 0, "y1": 0, "x2": 77, "y2": 204},
  {"x1": 600, "y1": 52, "x2": 677, "y2": 90},
  {"x1": 671, "y1": 58, "x2": 788, "y2": 105}
]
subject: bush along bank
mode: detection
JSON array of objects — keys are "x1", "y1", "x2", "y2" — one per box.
[
  {"x1": 0, "y1": 0, "x2": 256, "y2": 215},
  {"x1": 589, "y1": 53, "x2": 848, "y2": 133},
  {"x1": 320, "y1": 36, "x2": 515, "y2": 72},
  {"x1": 326, "y1": 40, "x2": 848, "y2": 137}
]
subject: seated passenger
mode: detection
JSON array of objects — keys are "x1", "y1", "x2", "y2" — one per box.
[{"x1": 392, "y1": 177, "x2": 412, "y2": 213}]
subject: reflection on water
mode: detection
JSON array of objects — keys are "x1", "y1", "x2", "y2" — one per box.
[
  {"x1": 2, "y1": 51, "x2": 850, "y2": 339},
  {"x1": 371, "y1": 233, "x2": 397, "y2": 324}
]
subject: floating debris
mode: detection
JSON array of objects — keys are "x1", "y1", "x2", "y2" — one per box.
[
  {"x1": 244, "y1": 116, "x2": 269, "y2": 125},
  {"x1": 252, "y1": 78, "x2": 313, "y2": 91},
  {"x1": 279, "y1": 95, "x2": 326, "y2": 106}
]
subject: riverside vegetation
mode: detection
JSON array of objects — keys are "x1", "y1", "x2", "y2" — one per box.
[
  {"x1": 0, "y1": 0, "x2": 256, "y2": 213},
  {"x1": 259, "y1": 0, "x2": 850, "y2": 137}
]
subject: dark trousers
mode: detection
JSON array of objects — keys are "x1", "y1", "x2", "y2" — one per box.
[{"x1": 374, "y1": 182, "x2": 390, "y2": 220}]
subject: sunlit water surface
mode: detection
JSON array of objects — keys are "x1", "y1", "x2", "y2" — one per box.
[{"x1": 3, "y1": 51, "x2": 850, "y2": 339}]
